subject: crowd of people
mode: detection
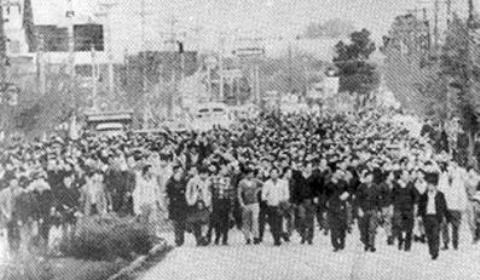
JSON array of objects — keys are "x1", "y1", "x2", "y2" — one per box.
[{"x1": 1, "y1": 107, "x2": 480, "y2": 261}]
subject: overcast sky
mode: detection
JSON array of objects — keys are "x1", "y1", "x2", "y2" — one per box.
[{"x1": 32, "y1": 0, "x2": 474, "y2": 57}]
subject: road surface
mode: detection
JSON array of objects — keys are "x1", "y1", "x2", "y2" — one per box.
[{"x1": 142, "y1": 224, "x2": 480, "y2": 280}]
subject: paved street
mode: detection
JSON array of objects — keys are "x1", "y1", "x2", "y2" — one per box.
[{"x1": 143, "y1": 225, "x2": 480, "y2": 280}]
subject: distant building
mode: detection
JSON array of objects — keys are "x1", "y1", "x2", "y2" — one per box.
[{"x1": 2, "y1": 0, "x2": 114, "y2": 95}]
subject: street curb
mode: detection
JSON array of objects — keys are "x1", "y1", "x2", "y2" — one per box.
[{"x1": 107, "y1": 239, "x2": 170, "y2": 280}]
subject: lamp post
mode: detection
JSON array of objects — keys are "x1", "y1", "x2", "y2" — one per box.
[{"x1": 96, "y1": 0, "x2": 118, "y2": 96}]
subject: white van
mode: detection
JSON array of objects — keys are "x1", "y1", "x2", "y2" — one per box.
[{"x1": 191, "y1": 102, "x2": 235, "y2": 131}]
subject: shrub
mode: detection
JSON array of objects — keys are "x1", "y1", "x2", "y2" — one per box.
[
  {"x1": 1, "y1": 257, "x2": 53, "y2": 280},
  {"x1": 63, "y1": 215, "x2": 156, "y2": 262}
]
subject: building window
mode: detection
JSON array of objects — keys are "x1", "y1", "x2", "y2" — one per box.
[
  {"x1": 74, "y1": 24, "x2": 104, "y2": 52},
  {"x1": 34, "y1": 25, "x2": 69, "y2": 52},
  {"x1": 75, "y1": 65, "x2": 93, "y2": 77}
]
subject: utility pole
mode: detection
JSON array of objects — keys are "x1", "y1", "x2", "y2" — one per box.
[
  {"x1": 433, "y1": 0, "x2": 440, "y2": 54},
  {"x1": 219, "y1": 32, "x2": 226, "y2": 102},
  {"x1": 38, "y1": 34, "x2": 46, "y2": 95},
  {"x1": 0, "y1": 2, "x2": 7, "y2": 133},
  {"x1": 97, "y1": 0, "x2": 118, "y2": 96},
  {"x1": 167, "y1": 16, "x2": 178, "y2": 117},
  {"x1": 0, "y1": 1, "x2": 6, "y2": 83},
  {"x1": 467, "y1": 0, "x2": 477, "y2": 167},
  {"x1": 446, "y1": 0, "x2": 452, "y2": 25},
  {"x1": 91, "y1": 43, "x2": 98, "y2": 110},
  {"x1": 287, "y1": 42, "x2": 293, "y2": 94},
  {"x1": 66, "y1": 0, "x2": 75, "y2": 84},
  {"x1": 140, "y1": 0, "x2": 147, "y2": 95}
]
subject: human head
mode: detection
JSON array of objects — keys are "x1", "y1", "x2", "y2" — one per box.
[
  {"x1": 198, "y1": 166, "x2": 209, "y2": 180},
  {"x1": 173, "y1": 165, "x2": 184, "y2": 181},
  {"x1": 270, "y1": 167, "x2": 280, "y2": 180}
]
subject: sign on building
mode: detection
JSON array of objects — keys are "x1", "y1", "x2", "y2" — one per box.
[{"x1": 232, "y1": 47, "x2": 265, "y2": 57}]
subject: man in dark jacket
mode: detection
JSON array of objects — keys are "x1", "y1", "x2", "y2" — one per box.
[
  {"x1": 166, "y1": 165, "x2": 188, "y2": 246},
  {"x1": 316, "y1": 158, "x2": 330, "y2": 235},
  {"x1": 326, "y1": 169, "x2": 349, "y2": 252},
  {"x1": 391, "y1": 170, "x2": 418, "y2": 251},
  {"x1": 291, "y1": 162, "x2": 318, "y2": 245},
  {"x1": 356, "y1": 170, "x2": 381, "y2": 252},
  {"x1": 418, "y1": 172, "x2": 448, "y2": 260}
]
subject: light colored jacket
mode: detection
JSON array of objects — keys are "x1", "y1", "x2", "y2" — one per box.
[
  {"x1": 80, "y1": 180, "x2": 107, "y2": 216},
  {"x1": 132, "y1": 174, "x2": 159, "y2": 215},
  {"x1": 441, "y1": 168, "x2": 468, "y2": 211},
  {"x1": 186, "y1": 175, "x2": 212, "y2": 208}
]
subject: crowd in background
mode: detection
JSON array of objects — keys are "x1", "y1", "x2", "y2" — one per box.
[{"x1": 1, "y1": 108, "x2": 480, "y2": 261}]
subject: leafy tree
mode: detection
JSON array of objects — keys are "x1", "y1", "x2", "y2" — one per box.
[
  {"x1": 3, "y1": 63, "x2": 87, "y2": 138},
  {"x1": 381, "y1": 14, "x2": 441, "y2": 116},
  {"x1": 333, "y1": 28, "x2": 380, "y2": 107},
  {"x1": 440, "y1": 14, "x2": 480, "y2": 166}
]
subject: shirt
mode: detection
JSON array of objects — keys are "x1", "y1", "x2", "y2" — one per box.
[
  {"x1": 261, "y1": 178, "x2": 289, "y2": 207},
  {"x1": 427, "y1": 191, "x2": 436, "y2": 215},
  {"x1": 211, "y1": 175, "x2": 234, "y2": 200},
  {"x1": 238, "y1": 178, "x2": 261, "y2": 205}
]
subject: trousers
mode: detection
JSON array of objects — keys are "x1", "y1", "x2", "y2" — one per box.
[
  {"x1": 297, "y1": 200, "x2": 315, "y2": 243},
  {"x1": 329, "y1": 212, "x2": 347, "y2": 250},
  {"x1": 380, "y1": 206, "x2": 393, "y2": 237},
  {"x1": 212, "y1": 199, "x2": 231, "y2": 244},
  {"x1": 441, "y1": 210, "x2": 462, "y2": 248},
  {"x1": 267, "y1": 206, "x2": 282, "y2": 244},
  {"x1": 424, "y1": 215, "x2": 441, "y2": 258},
  {"x1": 172, "y1": 220, "x2": 186, "y2": 246},
  {"x1": 359, "y1": 209, "x2": 378, "y2": 248},
  {"x1": 241, "y1": 203, "x2": 260, "y2": 240}
]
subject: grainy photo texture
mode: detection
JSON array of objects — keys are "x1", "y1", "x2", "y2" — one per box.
[{"x1": 0, "y1": 0, "x2": 479, "y2": 280}]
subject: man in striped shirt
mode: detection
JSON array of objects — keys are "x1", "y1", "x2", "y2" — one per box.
[{"x1": 211, "y1": 161, "x2": 235, "y2": 245}]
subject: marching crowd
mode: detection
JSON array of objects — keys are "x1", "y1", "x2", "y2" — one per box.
[{"x1": 1, "y1": 108, "x2": 480, "y2": 261}]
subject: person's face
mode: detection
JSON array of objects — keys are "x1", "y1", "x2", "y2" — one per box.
[
  {"x1": 173, "y1": 168, "x2": 183, "y2": 180},
  {"x1": 427, "y1": 183, "x2": 436, "y2": 192},
  {"x1": 63, "y1": 176, "x2": 74, "y2": 188},
  {"x1": 386, "y1": 172, "x2": 394, "y2": 182},
  {"x1": 127, "y1": 157, "x2": 135, "y2": 169},
  {"x1": 320, "y1": 159, "x2": 328, "y2": 169},
  {"x1": 401, "y1": 170, "x2": 410, "y2": 182},
  {"x1": 270, "y1": 169, "x2": 279, "y2": 180},
  {"x1": 304, "y1": 163, "x2": 312, "y2": 173},
  {"x1": 364, "y1": 173, "x2": 373, "y2": 184},
  {"x1": 9, "y1": 179, "x2": 18, "y2": 188},
  {"x1": 199, "y1": 172, "x2": 208, "y2": 181}
]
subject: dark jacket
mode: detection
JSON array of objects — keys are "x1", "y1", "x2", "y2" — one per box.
[
  {"x1": 166, "y1": 177, "x2": 188, "y2": 221},
  {"x1": 356, "y1": 183, "x2": 380, "y2": 212},
  {"x1": 378, "y1": 182, "x2": 392, "y2": 208},
  {"x1": 391, "y1": 182, "x2": 418, "y2": 213},
  {"x1": 418, "y1": 191, "x2": 448, "y2": 223},
  {"x1": 326, "y1": 180, "x2": 348, "y2": 215},
  {"x1": 291, "y1": 170, "x2": 318, "y2": 204}
]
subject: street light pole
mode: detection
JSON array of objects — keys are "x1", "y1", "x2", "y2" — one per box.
[
  {"x1": 0, "y1": 3, "x2": 7, "y2": 133},
  {"x1": 97, "y1": 0, "x2": 118, "y2": 96}
]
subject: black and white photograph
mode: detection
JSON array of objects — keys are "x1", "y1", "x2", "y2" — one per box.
[{"x1": 0, "y1": 0, "x2": 480, "y2": 279}]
